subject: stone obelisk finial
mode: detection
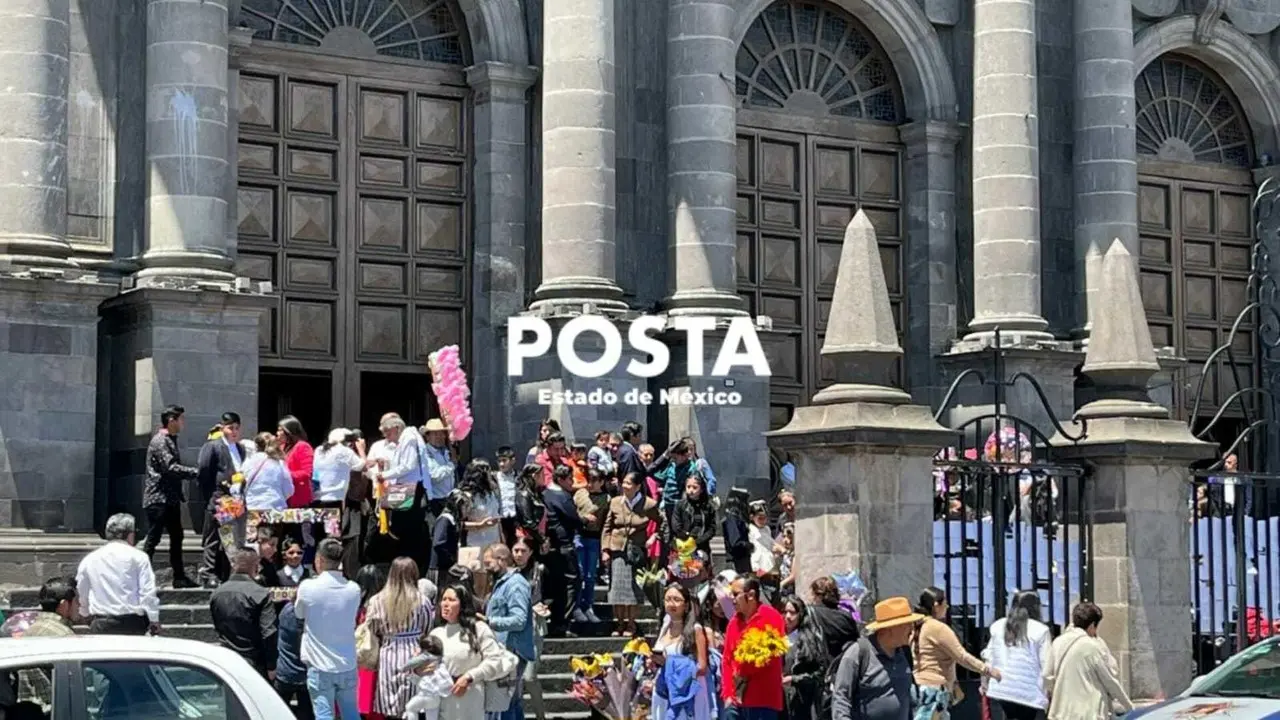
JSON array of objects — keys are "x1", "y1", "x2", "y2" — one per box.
[
  {"x1": 812, "y1": 210, "x2": 910, "y2": 406},
  {"x1": 1076, "y1": 238, "x2": 1167, "y2": 419}
]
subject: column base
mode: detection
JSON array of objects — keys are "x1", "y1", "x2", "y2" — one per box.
[
  {"x1": 530, "y1": 276, "x2": 629, "y2": 312},
  {"x1": 98, "y1": 287, "x2": 272, "y2": 531},
  {"x1": 0, "y1": 273, "x2": 117, "y2": 531},
  {"x1": 768, "y1": 401, "x2": 957, "y2": 604},
  {"x1": 662, "y1": 289, "x2": 749, "y2": 317},
  {"x1": 135, "y1": 249, "x2": 236, "y2": 287}
]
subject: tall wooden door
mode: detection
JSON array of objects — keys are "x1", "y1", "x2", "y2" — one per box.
[{"x1": 235, "y1": 52, "x2": 470, "y2": 431}]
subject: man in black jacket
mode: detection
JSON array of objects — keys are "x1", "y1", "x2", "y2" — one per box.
[
  {"x1": 209, "y1": 547, "x2": 279, "y2": 678},
  {"x1": 142, "y1": 404, "x2": 198, "y2": 588},
  {"x1": 614, "y1": 421, "x2": 646, "y2": 488},
  {"x1": 542, "y1": 465, "x2": 583, "y2": 636},
  {"x1": 196, "y1": 412, "x2": 248, "y2": 588}
]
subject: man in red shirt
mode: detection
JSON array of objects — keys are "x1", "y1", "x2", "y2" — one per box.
[
  {"x1": 535, "y1": 432, "x2": 572, "y2": 489},
  {"x1": 721, "y1": 576, "x2": 785, "y2": 719}
]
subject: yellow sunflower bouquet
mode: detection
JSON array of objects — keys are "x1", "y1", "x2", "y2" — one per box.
[{"x1": 732, "y1": 626, "x2": 790, "y2": 698}]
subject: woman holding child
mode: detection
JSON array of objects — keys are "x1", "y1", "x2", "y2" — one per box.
[
  {"x1": 428, "y1": 584, "x2": 517, "y2": 720},
  {"x1": 367, "y1": 557, "x2": 435, "y2": 718}
]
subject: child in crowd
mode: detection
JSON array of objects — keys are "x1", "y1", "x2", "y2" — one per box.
[
  {"x1": 430, "y1": 491, "x2": 465, "y2": 584},
  {"x1": 278, "y1": 538, "x2": 311, "y2": 587},
  {"x1": 402, "y1": 635, "x2": 453, "y2": 720},
  {"x1": 574, "y1": 469, "x2": 611, "y2": 623},
  {"x1": 587, "y1": 430, "x2": 616, "y2": 477},
  {"x1": 570, "y1": 443, "x2": 590, "y2": 489}
]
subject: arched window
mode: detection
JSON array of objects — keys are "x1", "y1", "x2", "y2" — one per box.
[
  {"x1": 735, "y1": 0, "x2": 902, "y2": 123},
  {"x1": 1136, "y1": 55, "x2": 1252, "y2": 168},
  {"x1": 241, "y1": 0, "x2": 466, "y2": 65}
]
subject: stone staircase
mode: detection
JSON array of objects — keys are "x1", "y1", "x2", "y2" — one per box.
[{"x1": 0, "y1": 530, "x2": 726, "y2": 719}]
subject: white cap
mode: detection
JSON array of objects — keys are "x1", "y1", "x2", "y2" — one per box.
[{"x1": 327, "y1": 428, "x2": 349, "y2": 445}]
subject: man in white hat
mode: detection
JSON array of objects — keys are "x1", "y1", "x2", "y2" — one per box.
[
  {"x1": 831, "y1": 597, "x2": 922, "y2": 720},
  {"x1": 420, "y1": 418, "x2": 456, "y2": 517}
]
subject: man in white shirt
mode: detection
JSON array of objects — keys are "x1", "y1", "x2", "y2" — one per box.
[
  {"x1": 76, "y1": 513, "x2": 161, "y2": 635},
  {"x1": 295, "y1": 538, "x2": 361, "y2": 720}
]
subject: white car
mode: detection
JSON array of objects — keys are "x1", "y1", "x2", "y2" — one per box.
[
  {"x1": 0, "y1": 635, "x2": 293, "y2": 720},
  {"x1": 1126, "y1": 636, "x2": 1280, "y2": 720}
]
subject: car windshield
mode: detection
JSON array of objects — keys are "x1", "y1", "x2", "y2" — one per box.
[{"x1": 1190, "y1": 639, "x2": 1280, "y2": 698}]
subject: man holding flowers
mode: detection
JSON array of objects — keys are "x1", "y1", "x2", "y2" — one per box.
[{"x1": 721, "y1": 577, "x2": 787, "y2": 719}]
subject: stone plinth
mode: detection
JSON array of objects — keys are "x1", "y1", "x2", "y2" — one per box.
[
  {"x1": 1054, "y1": 420, "x2": 1214, "y2": 700},
  {"x1": 768, "y1": 403, "x2": 956, "y2": 603},
  {"x1": 938, "y1": 339, "x2": 1082, "y2": 432},
  {"x1": 658, "y1": 326, "x2": 771, "y2": 498},
  {"x1": 97, "y1": 288, "x2": 269, "y2": 531},
  {"x1": 0, "y1": 274, "x2": 117, "y2": 530}
]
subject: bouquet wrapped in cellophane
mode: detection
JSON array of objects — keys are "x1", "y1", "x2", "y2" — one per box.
[
  {"x1": 667, "y1": 537, "x2": 708, "y2": 583},
  {"x1": 731, "y1": 625, "x2": 790, "y2": 700},
  {"x1": 833, "y1": 570, "x2": 867, "y2": 622},
  {"x1": 568, "y1": 641, "x2": 655, "y2": 720}
]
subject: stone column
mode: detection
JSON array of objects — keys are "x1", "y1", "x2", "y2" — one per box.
[
  {"x1": 968, "y1": 0, "x2": 1051, "y2": 340},
  {"x1": 768, "y1": 211, "x2": 956, "y2": 601},
  {"x1": 140, "y1": 0, "x2": 235, "y2": 285},
  {"x1": 1073, "y1": 0, "x2": 1137, "y2": 338},
  {"x1": 531, "y1": 0, "x2": 626, "y2": 311},
  {"x1": 1054, "y1": 240, "x2": 1215, "y2": 699},
  {"x1": 900, "y1": 120, "x2": 963, "y2": 400},
  {"x1": 467, "y1": 61, "x2": 538, "y2": 455},
  {"x1": 665, "y1": 0, "x2": 745, "y2": 317},
  {"x1": 0, "y1": 0, "x2": 73, "y2": 269}
]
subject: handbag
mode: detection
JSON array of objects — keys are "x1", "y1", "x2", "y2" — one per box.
[
  {"x1": 355, "y1": 619, "x2": 380, "y2": 669},
  {"x1": 483, "y1": 646, "x2": 521, "y2": 713}
]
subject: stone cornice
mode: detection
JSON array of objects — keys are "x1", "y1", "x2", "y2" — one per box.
[{"x1": 898, "y1": 119, "x2": 964, "y2": 149}]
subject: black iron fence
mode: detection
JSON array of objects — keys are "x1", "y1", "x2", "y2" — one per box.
[{"x1": 1190, "y1": 471, "x2": 1280, "y2": 674}]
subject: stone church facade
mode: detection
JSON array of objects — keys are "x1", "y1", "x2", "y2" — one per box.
[{"x1": 1, "y1": 0, "x2": 1278, "y2": 532}]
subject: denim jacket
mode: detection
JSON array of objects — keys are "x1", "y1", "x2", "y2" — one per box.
[{"x1": 486, "y1": 569, "x2": 535, "y2": 661}]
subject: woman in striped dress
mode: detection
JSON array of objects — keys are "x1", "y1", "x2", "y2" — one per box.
[{"x1": 367, "y1": 556, "x2": 435, "y2": 718}]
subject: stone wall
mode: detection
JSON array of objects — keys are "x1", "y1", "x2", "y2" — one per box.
[
  {"x1": 97, "y1": 288, "x2": 265, "y2": 530},
  {"x1": 0, "y1": 276, "x2": 115, "y2": 530}
]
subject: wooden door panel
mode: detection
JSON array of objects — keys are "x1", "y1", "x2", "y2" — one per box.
[{"x1": 1137, "y1": 172, "x2": 1257, "y2": 418}]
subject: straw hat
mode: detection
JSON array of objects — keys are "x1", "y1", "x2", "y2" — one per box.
[
  {"x1": 863, "y1": 597, "x2": 924, "y2": 632},
  {"x1": 423, "y1": 418, "x2": 448, "y2": 433}
]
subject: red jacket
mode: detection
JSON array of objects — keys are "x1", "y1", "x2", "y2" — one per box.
[
  {"x1": 721, "y1": 603, "x2": 786, "y2": 710},
  {"x1": 284, "y1": 441, "x2": 314, "y2": 508},
  {"x1": 535, "y1": 450, "x2": 570, "y2": 490}
]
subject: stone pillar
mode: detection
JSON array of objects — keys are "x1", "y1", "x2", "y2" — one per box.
[
  {"x1": 899, "y1": 120, "x2": 963, "y2": 401},
  {"x1": 140, "y1": 0, "x2": 234, "y2": 285},
  {"x1": 768, "y1": 211, "x2": 956, "y2": 601},
  {"x1": 531, "y1": 0, "x2": 626, "y2": 310},
  {"x1": 665, "y1": 0, "x2": 745, "y2": 317},
  {"x1": 1054, "y1": 240, "x2": 1215, "y2": 699},
  {"x1": 467, "y1": 61, "x2": 538, "y2": 456},
  {"x1": 1073, "y1": 0, "x2": 1137, "y2": 338},
  {"x1": 0, "y1": 0, "x2": 73, "y2": 269},
  {"x1": 0, "y1": 274, "x2": 115, "y2": 531},
  {"x1": 968, "y1": 0, "x2": 1051, "y2": 340},
  {"x1": 97, "y1": 288, "x2": 270, "y2": 527}
]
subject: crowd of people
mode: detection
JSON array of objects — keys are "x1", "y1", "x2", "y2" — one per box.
[{"x1": 0, "y1": 404, "x2": 1140, "y2": 720}]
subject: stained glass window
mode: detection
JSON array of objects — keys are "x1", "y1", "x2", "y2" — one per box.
[
  {"x1": 242, "y1": 0, "x2": 466, "y2": 65},
  {"x1": 1136, "y1": 55, "x2": 1252, "y2": 168}
]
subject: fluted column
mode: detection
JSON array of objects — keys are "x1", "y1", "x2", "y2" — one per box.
[
  {"x1": 0, "y1": 0, "x2": 73, "y2": 268},
  {"x1": 140, "y1": 0, "x2": 234, "y2": 284},
  {"x1": 531, "y1": 0, "x2": 626, "y2": 310},
  {"x1": 665, "y1": 0, "x2": 745, "y2": 316},
  {"x1": 967, "y1": 0, "x2": 1051, "y2": 339},
  {"x1": 1073, "y1": 0, "x2": 1137, "y2": 338}
]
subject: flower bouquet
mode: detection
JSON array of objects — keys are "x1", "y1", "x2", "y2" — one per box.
[
  {"x1": 667, "y1": 537, "x2": 707, "y2": 582},
  {"x1": 428, "y1": 344, "x2": 473, "y2": 442},
  {"x1": 832, "y1": 570, "x2": 867, "y2": 622},
  {"x1": 569, "y1": 652, "x2": 652, "y2": 720},
  {"x1": 636, "y1": 563, "x2": 668, "y2": 609},
  {"x1": 731, "y1": 625, "x2": 790, "y2": 700},
  {"x1": 214, "y1": 495, "x2": 245, "y2": 525}
]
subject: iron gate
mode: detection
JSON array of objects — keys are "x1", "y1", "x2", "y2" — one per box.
[
  {"x1": 932, "y1": 332, "x2": 1093, "y2": 663},
  {"x1": 1186, "y1": 178, "x2": 1280, "y2": 674}
]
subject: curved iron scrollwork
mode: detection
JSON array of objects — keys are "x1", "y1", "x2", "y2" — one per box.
[{"x1": 930, "y1": 331, "x2": 1092, "y2": 658}]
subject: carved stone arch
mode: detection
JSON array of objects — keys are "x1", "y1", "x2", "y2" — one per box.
[
  {"x1": 455, "y1": 0, "x2": 530, "y2": 65},
  {"x1": 1135, "y1": 15, "x2": 1280, "y2": 162},
  {"x1": 732, "y1": 0, "x2": 957, "y2": 121}
]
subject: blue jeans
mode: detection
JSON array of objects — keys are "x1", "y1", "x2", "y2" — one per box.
[
  {"x1": 576, "y1": 536, "x2": 601, "y2": 611},
  {"x1": 306, "y1": 667, "x2": 358, "y2": 720}
]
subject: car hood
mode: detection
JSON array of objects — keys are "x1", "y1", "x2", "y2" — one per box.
[{"x1": 1129, "y1": 696, "x2": 1280, "y2": 720}]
